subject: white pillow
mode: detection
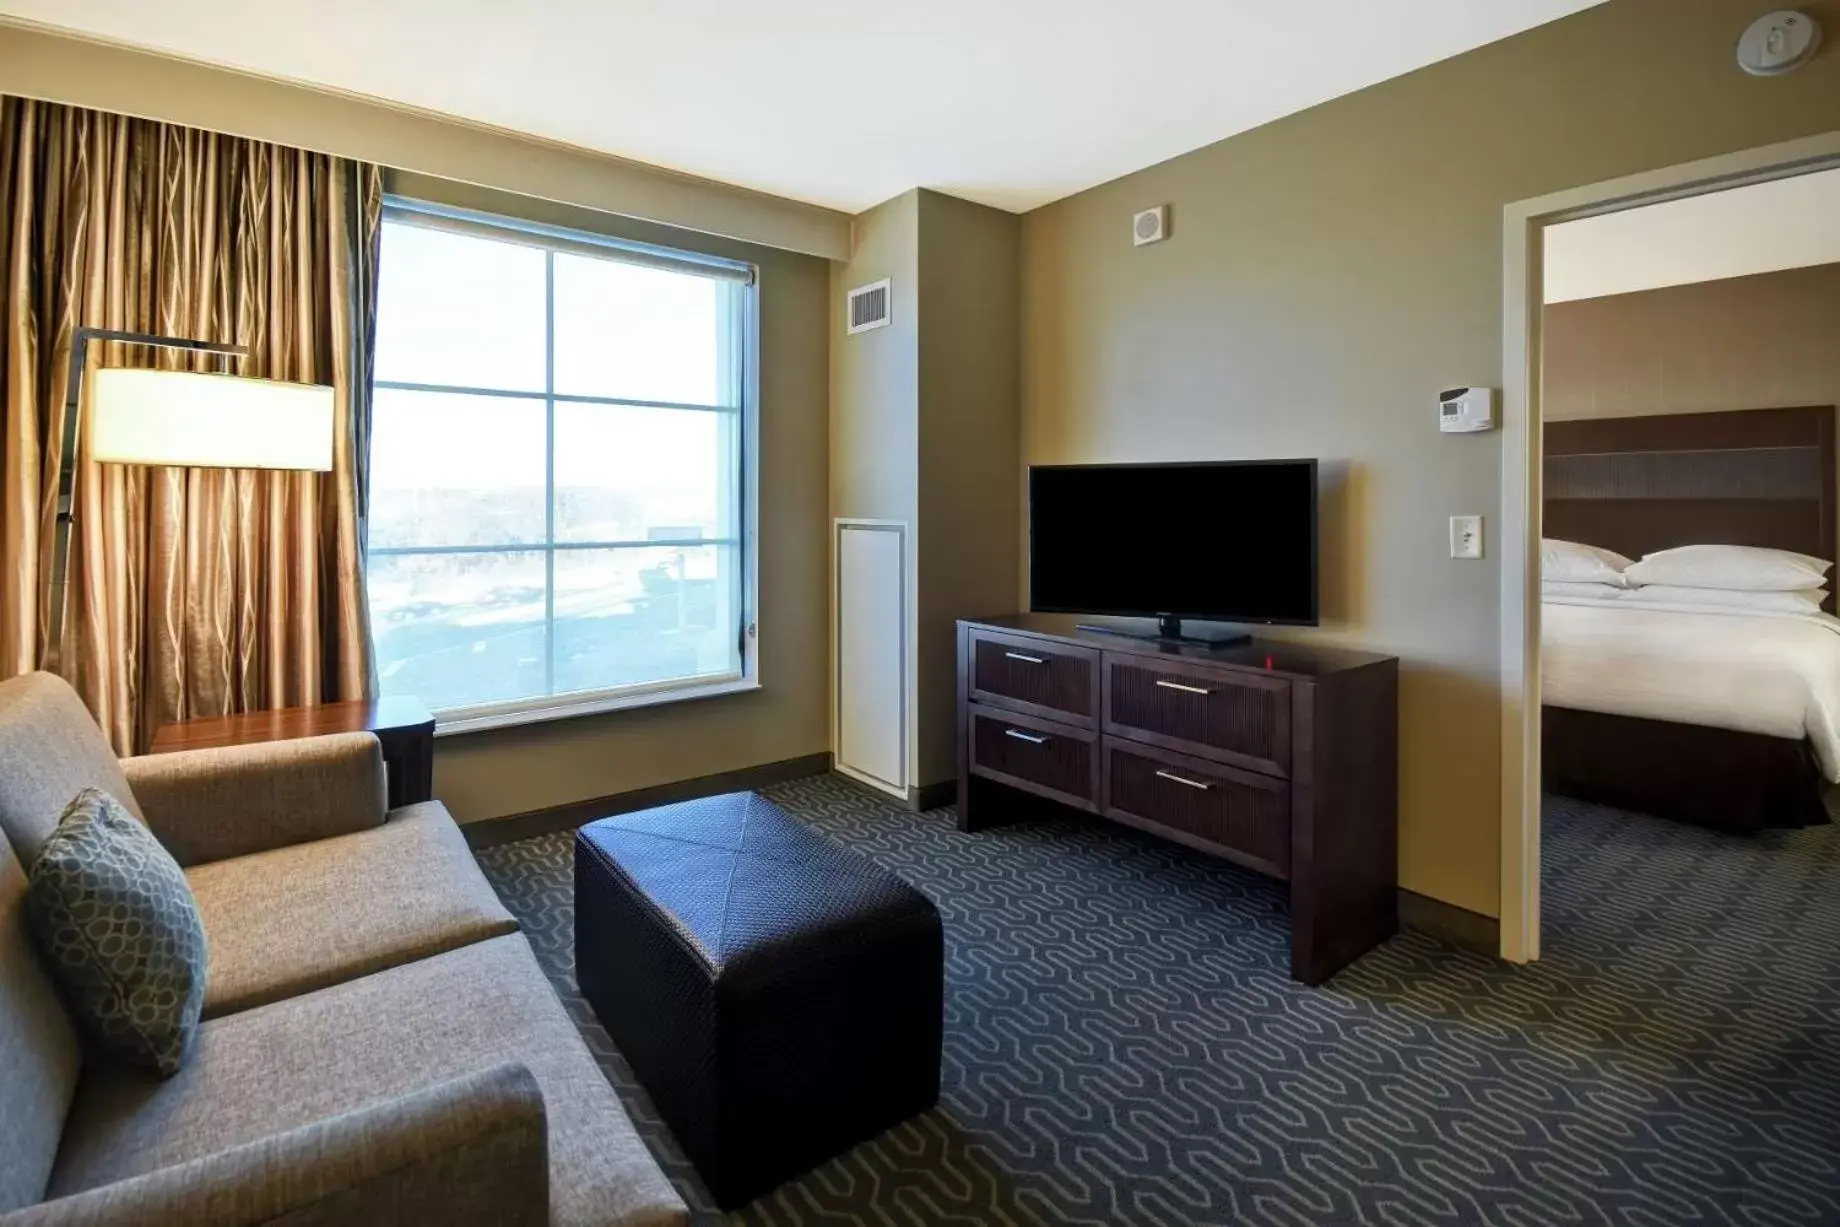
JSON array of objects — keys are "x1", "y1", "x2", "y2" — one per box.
[
  {"x1": 1623, "y1": 544, "x2": 1831, "y2": 592},
  {"x1": 1542, "y1": 581, "x2": 1627, "y2": 601},
  {"x1": 1620, "y1": 584, "x2": 1827, "y2": 615},
  {"x1": 1541, "y1": 539, "x2": 1634, "y2": 587}
]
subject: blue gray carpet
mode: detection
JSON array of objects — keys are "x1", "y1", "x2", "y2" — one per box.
[{"x1": 473, "y1": 776, "x2": 1840, "y2": 1225}]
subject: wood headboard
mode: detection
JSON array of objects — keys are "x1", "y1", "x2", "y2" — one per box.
[{"x1": 1544, "y1": 405, "x2": 1837, "y2": 608}]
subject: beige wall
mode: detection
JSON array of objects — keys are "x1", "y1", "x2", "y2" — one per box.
[
  {"x1": 832, "y1": 194, "x2": 923, "y2": 528},
  {"x1": 915, "y1": 192, "x2": 1022, "y2": 785},
  {"x1": 1019, "y1": 0, "x2": 1840, "y2": 917},
  {"x1": 1544, "y1": 264, "x2": 1840, "y2": 423},
  {"x1": 829, "y1": 194, "x2": 923, "y2": 790},
  {"x1": 378, "y1": 176, "x2": 832, "y2": 823},
  {"x1": 830, "y1": 190, "x2": 1020, "y2": 793},
  {"x1": 0, "y1": 19, "x2": 848, "y2": 260}
]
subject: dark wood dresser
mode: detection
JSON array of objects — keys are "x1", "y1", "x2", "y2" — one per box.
[{"x1": 956, "y1": 615, "x2": 1398, "y2": 984}]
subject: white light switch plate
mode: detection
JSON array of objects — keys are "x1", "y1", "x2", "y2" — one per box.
[{"x1": 1450, "y1": 515, "x2": 1483, "y2": 559}]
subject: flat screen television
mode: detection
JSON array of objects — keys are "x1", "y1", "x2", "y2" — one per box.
[{"x1": 1029, "y1": 459, "x2": 1318, "y2": 644}]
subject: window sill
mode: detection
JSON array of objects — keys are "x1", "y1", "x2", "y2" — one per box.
[{"x1": 431, "y1": 674, "x2": 759, "y2": 737}]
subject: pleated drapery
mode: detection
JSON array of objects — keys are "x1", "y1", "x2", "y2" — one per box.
[{"x1": 0, "y1": 97, "x2": 381, "y2": 753}]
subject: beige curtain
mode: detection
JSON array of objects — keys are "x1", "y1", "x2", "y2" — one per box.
[{"x1": 0, "y1": 97, "x2": 380, "y2": 753}]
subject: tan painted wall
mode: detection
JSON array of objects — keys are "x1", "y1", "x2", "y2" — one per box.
[
  {"x1": 831, "y1": 194, "x2": 923, "y2": 529},
  {"x1": 0, "y1": 19, "x2": 848, "y2": 260},
  {"x1": 1019, "y1": 0, "x2": 1840, "y2": 917},
  {"x1": 830, "y1": 190, "x2": 1021, "y2": 793},
  {"x1": 829, "y1": 194, "x2": 924, "y2": 788},
  {"x1": 1544, "y1": 264, "x2": 1840, "y2": 423},
  {"x1": 916, "y1": 192, "x2": 1022, "y2": 786},
  {"x1": 390, "y1": 176, "x2": 833, "y2": 823}
]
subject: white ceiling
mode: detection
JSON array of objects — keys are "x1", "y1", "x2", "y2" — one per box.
[
  {"x1": 1, "y1": 0, "x2": 1604, "y2": 214},
  {"x1": 1545, "y1": 167, "x2": 1840, "y2": 303}
]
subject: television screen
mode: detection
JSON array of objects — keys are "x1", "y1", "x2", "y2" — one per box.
[{"x1": 1029, "y1": 460, "x2": 1318, "y2": 626}]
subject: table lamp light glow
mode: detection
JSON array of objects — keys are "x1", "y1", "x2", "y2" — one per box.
[
  {"x1": 47, "y1": 327, "x2": 337, "y2": 672},
  {"x1": 87, "y1": 368, "x2": 334, "y2": 471}
]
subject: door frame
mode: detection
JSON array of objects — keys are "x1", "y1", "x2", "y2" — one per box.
[{"x1": 1498, "y1": 130, "x2": 1840, "y2": 965}]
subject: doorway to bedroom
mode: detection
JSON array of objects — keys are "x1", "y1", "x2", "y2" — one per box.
[{"x1": 1502, "y1": 133, "x2": 1840, "y2": 965}]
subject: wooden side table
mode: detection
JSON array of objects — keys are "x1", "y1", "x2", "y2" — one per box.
[{"x1": 149, "y1": 696, "x2": 436, "y2": 809}]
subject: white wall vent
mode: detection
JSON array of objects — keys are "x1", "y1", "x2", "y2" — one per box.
[{"x1": 847, "y1": 278, "x2": 892, "y2": 334}]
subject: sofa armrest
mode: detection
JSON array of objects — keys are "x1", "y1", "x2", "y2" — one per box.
[
  {"x1": 121, "y1": 733, "x2": 388, "y2": 867},
  {"x1": 0, "y1": 1063, "x2": 548, "y2": 1227}
]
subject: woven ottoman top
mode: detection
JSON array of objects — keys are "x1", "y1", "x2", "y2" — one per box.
[{"x1": 575, "y1": 791, "x2": 937, "y2": 982}]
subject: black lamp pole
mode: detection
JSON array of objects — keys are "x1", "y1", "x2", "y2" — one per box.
[{"x1": 47, "y1": 327, "x2": 248, "y2": 673}]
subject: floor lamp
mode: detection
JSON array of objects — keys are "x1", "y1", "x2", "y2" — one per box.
[{"x1": 48, "y1": 327, "x2": 335, "y2": 673}]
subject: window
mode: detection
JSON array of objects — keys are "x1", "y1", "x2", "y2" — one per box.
[{"x1": 366, "y1": 201, "x2": 755, "y2": 729}]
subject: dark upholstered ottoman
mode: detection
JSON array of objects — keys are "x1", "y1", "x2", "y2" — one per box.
[{"x1": 574, "y1": 791, "x2": 943, "y2": 1209}]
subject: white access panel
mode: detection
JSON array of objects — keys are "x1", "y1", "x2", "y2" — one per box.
[{"x1": 835, "y1": 520, "x2": 907, "y2": 797}]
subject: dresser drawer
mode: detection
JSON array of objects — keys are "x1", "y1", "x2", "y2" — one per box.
[
  {"x1": 1104, "y1": 741, "x2": 1290, "y2": 878},
  {"x1": 1103, "y1": 657, "x2": 1290, "y2": 776},
  {"x1": 968, "y1": 629, "x2": 1099, "y2": 727},
  {"x1": 968, "y1": 708, "x2": 1098, "y2": 811}
]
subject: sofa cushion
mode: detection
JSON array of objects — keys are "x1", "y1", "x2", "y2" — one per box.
[
  {"x1": 185, "y1": 801, "x2": 517, "y2": 1019},
  {"x1": 27, "y1": 789, "x2": 207, "y2": 1077},
  {"x1": 50, "y1": 933, "x2": 688, "y2": 1227},
  {"x1": 0, "y1": 835, "x2": 81, "y2": 1213},
  {"x1": 16, "y1": 1064, "x2": 551, "y2": 1227},
  {"x1": 0, "y1": 673, "x2": 142, "y2": 869}
]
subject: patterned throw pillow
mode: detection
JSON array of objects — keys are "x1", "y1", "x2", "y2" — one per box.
[{"x1": 27, "y1": 788, "x2": 208, "y2": 1077}]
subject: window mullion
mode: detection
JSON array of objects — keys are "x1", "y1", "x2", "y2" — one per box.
[{"x1": 544, "y1": 249, "x2": 557, "y2": 698}]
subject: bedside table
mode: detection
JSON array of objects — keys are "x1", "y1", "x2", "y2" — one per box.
[{"x1": 150, "y1": 696, "x2": 436, "y2": 809}]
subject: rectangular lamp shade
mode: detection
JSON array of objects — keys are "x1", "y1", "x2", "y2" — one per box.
[{"x1": 88, "y1": 368, "x2": 335, "y2": 471}]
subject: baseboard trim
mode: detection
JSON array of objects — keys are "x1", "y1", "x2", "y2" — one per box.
[
  {"x1": 462, "y1": 752, "x2": 834, "y2": 850},
  {"x1": 468, "y1": 766, "x2": 1504, "y2": 959},
  {"x1": 906, "y1": 780, "x2": 958, "y2": 812},
  {"x1": 1399, "y1": 889, "x2": 1499, "y2": 957}
]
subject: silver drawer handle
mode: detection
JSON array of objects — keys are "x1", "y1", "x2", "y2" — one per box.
[
  {"x1": 1154, "y1": 679, "x2": 1213, "y2": 696},
  {"x1": 1004, "y1": 651, "x2": 1046, "y2": 664},
  {"x1": 1004, "y1": 729, "x2": 1050, "y2": 745},
  {"x1": 1155, "y1": 769, "x2": 1212, "y2": 791}
]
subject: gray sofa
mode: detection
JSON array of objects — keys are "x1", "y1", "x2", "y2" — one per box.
[{"x1": 0, "y1": 672, "x2": 687, "y2": 1227}]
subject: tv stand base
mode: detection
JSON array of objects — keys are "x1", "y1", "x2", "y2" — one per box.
[{"x1": 1076, "y1": 615, "x2": 1251, "y2": 647}]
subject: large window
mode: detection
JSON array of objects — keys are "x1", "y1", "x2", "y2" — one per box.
[{"x1": 367, "y1": 203, "x2": 754, "y2": 728}]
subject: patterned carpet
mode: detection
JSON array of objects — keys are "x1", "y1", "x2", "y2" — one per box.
[{"x1": 474, "y1": 775, "x2": 1840, "y2": 1226}]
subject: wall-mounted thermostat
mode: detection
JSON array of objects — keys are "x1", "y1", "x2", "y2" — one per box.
[
  {"x1": 1132, "y1": 205, "x2": 1169, "y2": 247},
  {"x1": 1438, "y1": 387, "x2": 1496, "y2": 433}
]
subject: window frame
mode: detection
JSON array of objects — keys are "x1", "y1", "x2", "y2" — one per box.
[{"x1": 368, "y1": 197, "x2": 762, "y2": 736}]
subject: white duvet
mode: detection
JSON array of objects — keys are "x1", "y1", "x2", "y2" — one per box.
[{"x1": 1541, "y1": 595, "x2": 1840, "y2": 782}]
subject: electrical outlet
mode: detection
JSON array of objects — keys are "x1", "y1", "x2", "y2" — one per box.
[{"x1": 1450, "y1": 515, "x2": 1483, "y2": 560}]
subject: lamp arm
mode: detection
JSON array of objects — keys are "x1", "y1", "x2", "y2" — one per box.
[{"x1": 46, "y1": 328, "x2": 248, "y2": 674}]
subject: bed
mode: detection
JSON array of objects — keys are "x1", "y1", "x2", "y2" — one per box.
[{"x1": 1542, "y1": 405, "x2": 1838, "y2": 832}]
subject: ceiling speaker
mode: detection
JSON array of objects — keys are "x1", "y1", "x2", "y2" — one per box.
[{"x1": 1133, "y1": 205, "x2": 1169, "y2": 247}]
